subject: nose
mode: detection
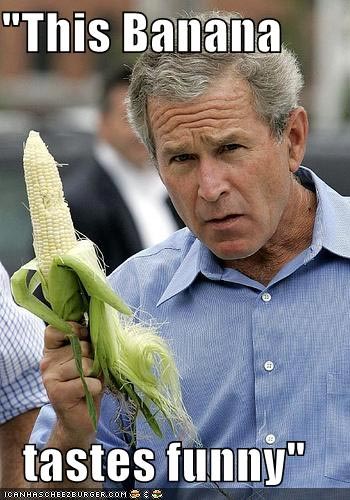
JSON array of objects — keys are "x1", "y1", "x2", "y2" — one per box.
[{"x1": 197, "y1": 158, "x2": 229, "y2": 202}]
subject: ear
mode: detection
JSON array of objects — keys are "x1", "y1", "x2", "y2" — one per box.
[{"x1": 284, "y1": 107, "x2": 309, "y2": 173}]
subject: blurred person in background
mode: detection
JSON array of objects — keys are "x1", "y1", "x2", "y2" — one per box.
[
  {"x1": 66, "y1": 67, "x2": 183, "y2": 273},
  {"x1": 0, "y1": 262, "x2": 48, "y2": 487}
]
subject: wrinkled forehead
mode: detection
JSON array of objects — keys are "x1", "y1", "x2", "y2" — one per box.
[
  {"x1": 146, "y1": 76, "x2": 256, "y2": 144},
  {"x1": 148, "y1": 79, "x2": 266, "y2": 163}
]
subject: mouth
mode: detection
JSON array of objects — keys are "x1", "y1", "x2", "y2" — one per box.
[{"x1": 206, "y1": 214, "x2": 243, "y2": 228}]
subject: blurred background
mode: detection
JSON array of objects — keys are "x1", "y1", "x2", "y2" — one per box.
[{"x1": 0, "y1": 0, "x2": 349, "y2": 274}]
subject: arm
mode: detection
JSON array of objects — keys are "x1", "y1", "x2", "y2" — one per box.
[{"x1": 0, "y1": 409, "x2": 39, "y2": 488}]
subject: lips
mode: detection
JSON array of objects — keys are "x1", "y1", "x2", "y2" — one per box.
[
  {"x1": 207, "y1": 214, "x2": 240, "y2": 222},
  {"x1": 205, "y1": 214, "x2": 243, "y2": 229}
]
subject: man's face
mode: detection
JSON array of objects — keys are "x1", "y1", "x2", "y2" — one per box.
[
  {"x1": 148, "y1": 76, "x2": 300, "y2": 264},
  {"x1": 99, "y1": 85, "x2": 148, "y2": 168}
]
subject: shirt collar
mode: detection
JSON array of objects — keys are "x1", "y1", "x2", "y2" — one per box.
[
  {"x1": 156, "y1": 239, "x2": 225, "y2": 306},
  {"x1": 157, "y1": 166, "x2": 350, "y2": 305},
  {"x1": 300, "y1": 166, "x2": 350, "y2": 259}
]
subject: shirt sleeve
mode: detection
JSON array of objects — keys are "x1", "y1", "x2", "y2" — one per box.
[{"x1": 0, "y1": 262, "x2": 48, "y2": 423}]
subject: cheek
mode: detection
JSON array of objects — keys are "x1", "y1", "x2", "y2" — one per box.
[
  {"x1": 162, "y1": 177, "x2": 196, "y2": 221},
  {"x1": 257, "y1": 173, "x2": 291, "y2": 233},
  {"x1": 168, "y1": 185, "x2": 192, "y2": 214},
  {"x1": 251, "y1": 154, "x2": 290, "y2": 201},
  {"x1": 267, "y1": 167, "x2": 291, "y2": 205},
  {"x1": 235, "y1": 167, "x2": 289, "y2": 234}
]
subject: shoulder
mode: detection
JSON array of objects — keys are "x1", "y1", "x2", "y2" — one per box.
[
  {"x1": 108, "y1": 227, "x2": 195, "y2": 282},
  {"x1": 65, "y1": 158, "x2": 115, "y2": 216},
  {"x1": 65, "y1": 158, "x2": 99, "y2": 193},
  {"x1": 108, "y1": 228, "x2": 196, "y2": 307}
]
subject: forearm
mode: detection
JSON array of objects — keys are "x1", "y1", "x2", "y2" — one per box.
[
  {"x1": 0, "y1": 409, "x2": 39, "y2": 488},
  {"x1": 33, "y1": 422, "x2": 99, "y2": 489}
]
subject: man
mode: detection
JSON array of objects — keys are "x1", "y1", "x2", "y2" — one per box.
[
  {"x1": 66, "y1": 67, "x2": 183, "y2": 272},
  {"x1": 32, "y1": 11, "x2": 350, "y2": 490},
  {"x1": 0, "y1": 262, "x2": 48, "y2": 487}
]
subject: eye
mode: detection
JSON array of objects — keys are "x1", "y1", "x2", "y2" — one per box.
[
  {"x1": 170, "y1": 153, "x2": 194, "y2": 163},
  {"x1": 220, "y1": 143, "x2": 241, "y2": 153}
]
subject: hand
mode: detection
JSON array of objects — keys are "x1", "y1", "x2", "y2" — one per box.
[{"x1": 40, "y1": 322, "x2": 103, "y2": 446}]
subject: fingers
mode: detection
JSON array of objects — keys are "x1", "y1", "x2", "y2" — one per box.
[
  {"x1": 41, "y1": 323, "x2": 94, "y2": 377},
  {"x1": 40, "y1": 322, "x2": 102, "y2": 440},
  {"x1": 49, "y1": 377, "x2": 103, "y2": 407},
  {"x1": 40, "y1": 339, "x2": 92, "y2": 371},
  {"x1": 57, "y1": 357, "x2": 94, "y2": 382},
  {"x1": 45, "y1": 322, "x2": 89, "y2": 350}
]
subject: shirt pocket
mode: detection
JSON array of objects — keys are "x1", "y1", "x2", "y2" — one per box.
[{"x1": 325, "y1": 372, "x2": 350, "y2": 482}]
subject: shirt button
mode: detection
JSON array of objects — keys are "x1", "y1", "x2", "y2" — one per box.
[
  {"x1": 261, "y1": 292, "x2": 271, "y2": 302},
  {"x1": 265, "y1": 434, "x2": 276, "y2": 445},
  {"x1": 264, "y1": 360, "x2": 275, "y2": 372}
]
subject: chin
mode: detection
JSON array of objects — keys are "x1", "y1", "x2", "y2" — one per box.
[{"x1": 212, "y1": 241, "x2": 259, "y2": 261}]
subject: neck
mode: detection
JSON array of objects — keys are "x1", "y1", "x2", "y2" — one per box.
[{"x1": 230, "y1": 177, "x2": 317, "y2": 286}]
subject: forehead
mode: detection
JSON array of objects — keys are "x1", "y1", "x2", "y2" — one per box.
[{"x1": 147, "y1": 77, "x2": 261, "y2": 153}]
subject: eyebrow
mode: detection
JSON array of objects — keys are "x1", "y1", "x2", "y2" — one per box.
[
  {"x1": 205, "y1": 131, "x2": 244, "y2": 147},
  {"x1": 162, "y1": 144, "x2": 192, "y2": 158},
  {"x1": 162, "y1": 131, "x2": 245, "y2": 157}
]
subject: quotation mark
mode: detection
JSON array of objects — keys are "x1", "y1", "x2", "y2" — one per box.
[
  {"x1": 287, "y1": 441, "x2": 305, "y2": 456},
  {"x1": 2, "y1": 12, "x2": 21, "y2": 27}
]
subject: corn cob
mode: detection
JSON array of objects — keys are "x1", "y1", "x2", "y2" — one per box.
[
  {"x1": 11, "y1": 131, "x2": 196, "y2": 442},
  {"x1": 24, "y1": 131, "x2": 77, "y2": 280}
]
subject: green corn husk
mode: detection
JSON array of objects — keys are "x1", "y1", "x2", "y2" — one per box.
[{"x1": 11, "y1": 130, "x2": 197, "y2": 443}]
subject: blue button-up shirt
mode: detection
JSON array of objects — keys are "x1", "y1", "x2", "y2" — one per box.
[{"x1": 32, "y1": 167, "x2": 350, "y2": 489}]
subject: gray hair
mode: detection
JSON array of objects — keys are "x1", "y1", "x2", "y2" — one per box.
[{"x1": 127, "y1": 10, "x2": 304, "y2": 161}]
